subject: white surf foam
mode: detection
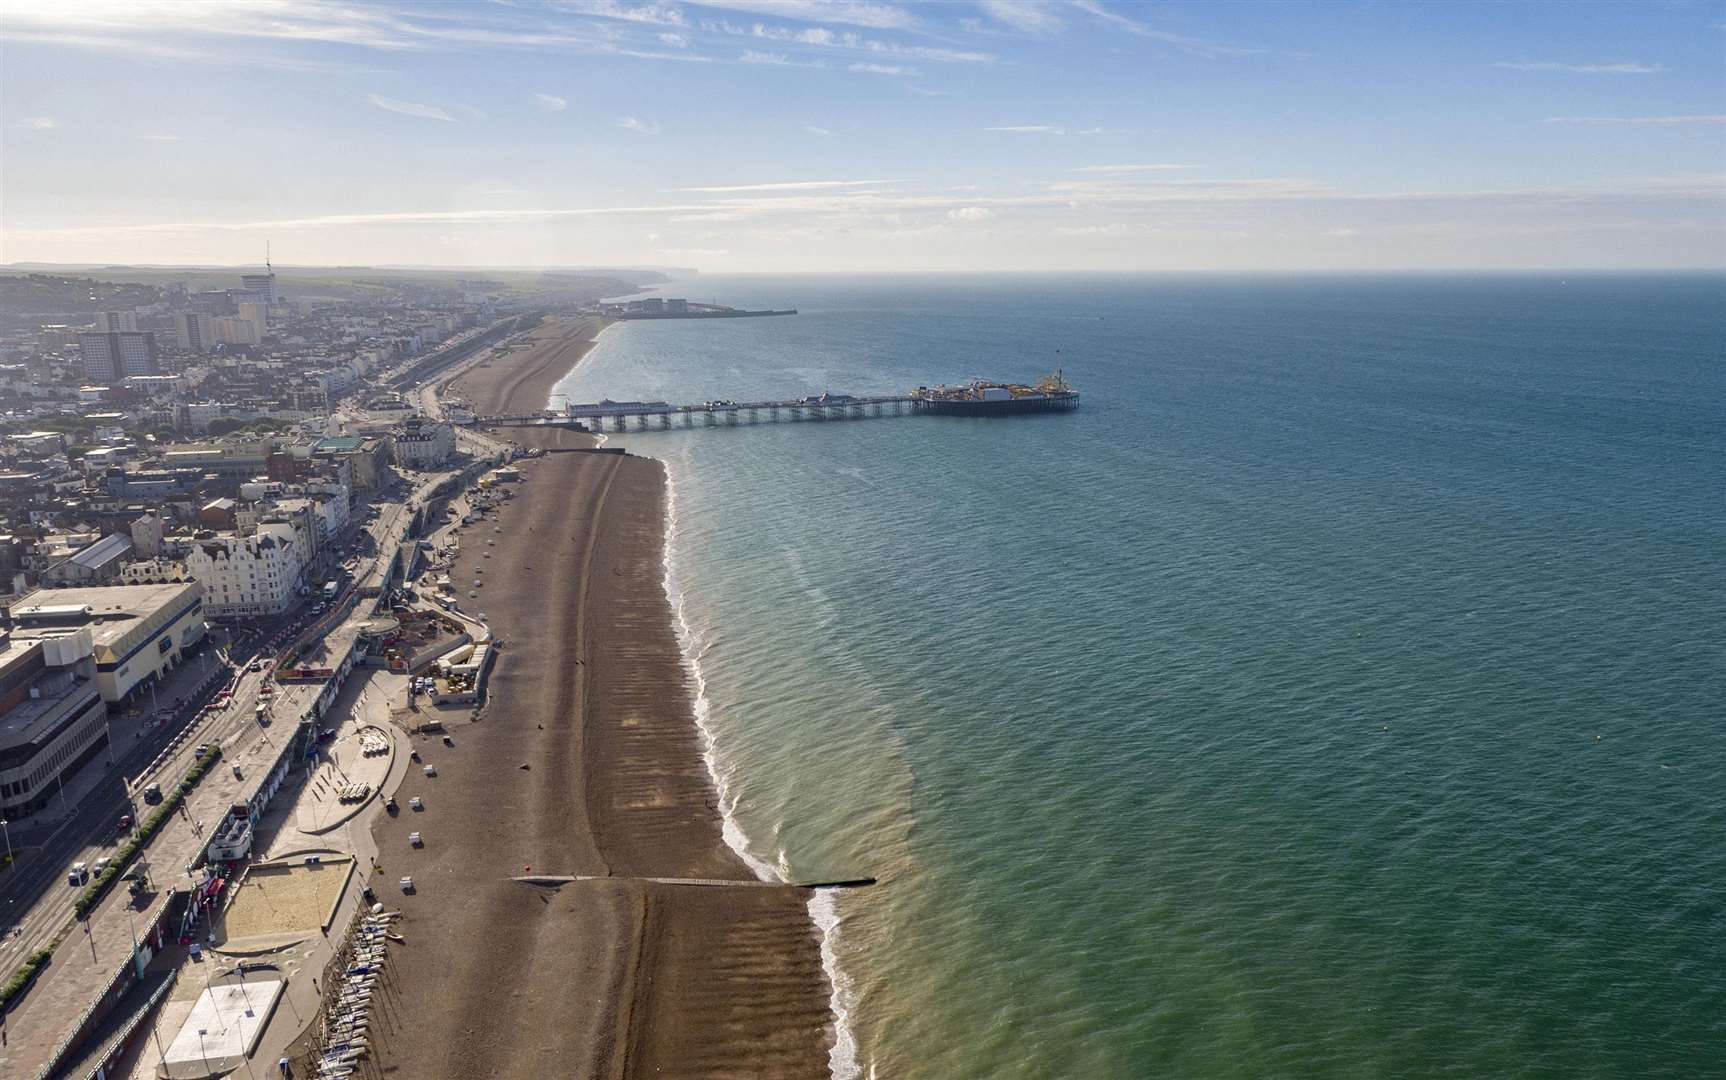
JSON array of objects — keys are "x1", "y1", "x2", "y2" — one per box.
[
  {"x1": 660, "y1": 460, "x2": 863, "y2": 1079},
  {"x1": 661, "y1": 462, "x2": 776, "y2": 882},
  {"x1": 812, "y1": 889, "x2": 864, "y2": 1080}
]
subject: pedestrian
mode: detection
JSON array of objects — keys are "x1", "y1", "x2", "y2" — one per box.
[{"x1": 279, "y1": 1056, "x2": 292, "y2": 1076}]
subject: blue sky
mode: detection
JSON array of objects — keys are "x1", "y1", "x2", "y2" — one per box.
[{"x1": 2, "y1": 0, "x2": 1722, "y2": 271}]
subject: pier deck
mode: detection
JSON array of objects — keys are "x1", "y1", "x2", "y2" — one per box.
[{"x1": 479, "y1": 394, "x2": 919, "y2": 432}]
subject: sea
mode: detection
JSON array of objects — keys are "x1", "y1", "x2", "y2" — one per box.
[{"x1": 549, "y1": 273, "x2": 1726, "y2": 1080}]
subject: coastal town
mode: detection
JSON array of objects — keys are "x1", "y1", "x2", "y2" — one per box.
[{"x1": 0, "y1": 265, "x2": 830, "y2": 1078}]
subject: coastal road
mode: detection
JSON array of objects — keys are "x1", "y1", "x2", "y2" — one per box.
[
  {"x1": 0, "y1": 479, "x2": 435, "y2": 973},
  {"x1": 0, "y1": 652, "x2": 285, "y2": 968}
]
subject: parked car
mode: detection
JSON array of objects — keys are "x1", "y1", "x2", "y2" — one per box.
[
  {"x1": 68, "y1": 862, "x2": 89, "y2": 886},
  {"x1": 142, "y1": 783, "x2": 163, "y2": 804},
  {"x1": 193, "y1": 744, "x2": 209, "y2": 759}
]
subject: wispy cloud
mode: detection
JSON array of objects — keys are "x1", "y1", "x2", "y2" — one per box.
[
  {"x1": 532, "y1": 92, "x2": 569, "y2": 112},
  {"x1": 948, "y1": 206, "x2": 995, "y2": 222},
  {"x1": 740, "y1": 49, "x2": 824, "y2": 66},
  {"x1": 368, "y1": 94, "x2": 457, "y2": 122},
  {"x1": 682, "y1": 179, "x2": 904, "y2": 192},
  {"x1": 1542, "y1": 115, "x2": 1726, "y2": 125},
  {"x1": 1071, "y1": 0, "x2": 1267, "y2": 58},
  {"x1": 618, "y1": 115, "x2": 662, "y2": 133},
  {"x1": 989, "y1": 125, "x2": 1064, "y2": 134},
  {"x1": 658, "y1": 31, "x2": 691, "y2": 47},
  {"x1": 552, "y1": 1, "x2": 687, "y2": 27},
  {"x1": 13, "y1": 174, "x2": 1722, "y2": 245},
  {"x1": 978, "y1": 0, "x2": 1062, "y2": 34},
  {"x1": 684, "y1": 0, "x2": 918, "y2": 30},
  {"x1": 1074, "y1": 164, "x2": 1198, "y2": 173},
  {"x1": 1495, "y1": 61, "x2": 1667, "y2": 75},
  {"x1": 733, "y1": 21, "x2": 992, "y2": 63},
  {"x1": 134, "y1": 133, "x2": 185, "y2": 141},
  {"x1": 19, "y1": 116, "x2": 58, "y2": 130},
  {"x1": 804, "y1": 124, "x2": 834, "y2": 136},
  {"x1": 849, "y1": 61, "x2": 910, "y2": 74}
]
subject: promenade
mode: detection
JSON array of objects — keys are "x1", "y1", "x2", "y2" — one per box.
[{"x1": 0, "y1": 469, "x2": 452, "y2": 1079}]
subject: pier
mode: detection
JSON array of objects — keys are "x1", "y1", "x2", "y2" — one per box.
[{"x1": 478, "y1": 394, "x2": 920, "y2": 432}]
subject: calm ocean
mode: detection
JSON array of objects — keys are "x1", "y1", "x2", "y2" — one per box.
[{"x1": 550, "y1": 274, "x2": 1726, "y2": 1080}]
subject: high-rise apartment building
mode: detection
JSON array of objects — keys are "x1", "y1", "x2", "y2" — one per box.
[
  {"x1": 95, "y1": 310, "x2": 138, "y2": 332},
  {"x1": 239, "y1": 272, "x2": 278, "y2": 305},
  {"x1": 79, "y1": 331, "x2": 161, "y2": 381},
  {"x1": 175, "y1": 312, "x2": 212, "y2": 352}
]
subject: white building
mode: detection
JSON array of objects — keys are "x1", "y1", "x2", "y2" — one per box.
[
  {"x1": 96, "y1": 310, "x2": 139, "y2": 332},
  {"x1": 185, "y1": 524, "x2": 303, "y2": 619},
  {"x1": 389, "y1": 417, "x2": 455, "y2": 469},
  {"x1": 8, "y1": 582, "x2": 207, "y2": 703},
  {"x1": 0, "y1": 633, "x2": 106, "y2": 818}
]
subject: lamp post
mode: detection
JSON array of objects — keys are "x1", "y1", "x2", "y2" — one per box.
[{"x1": 0, "y1": 819, "x2": 13, "y2": 873}]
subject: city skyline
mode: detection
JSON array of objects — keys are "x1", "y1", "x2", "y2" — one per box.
[{"x1": 3, "y1": 0, "x2": 1723, "y2": 271}]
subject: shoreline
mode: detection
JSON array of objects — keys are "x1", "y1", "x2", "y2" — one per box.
[
  {"x1": 372, "y1": 316, "x2": 834, "y2": 1077},
  {"x1": 659, "y1": 459, "x2": 865, "y2": 1080}
]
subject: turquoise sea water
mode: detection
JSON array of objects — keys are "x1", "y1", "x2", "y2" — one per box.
[{"x1": 551, "y1": 274, "x2": 1726, "y2": 1079}]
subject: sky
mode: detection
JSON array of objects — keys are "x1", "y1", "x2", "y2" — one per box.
[{"x1": 1, "y1": 0, "x2": 1723, "y2": 272}]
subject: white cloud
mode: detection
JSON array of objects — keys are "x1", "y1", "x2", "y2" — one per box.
[
  {"x1": 1070, "y1": 0, "x2": 1267, "y2": 58},
  {"x1": 618, "y1": 115, "x2": 661, "y2": 133},
  {"x1": 978, "y1": 0, "x2": 1062, "y2": 34},
  {"x1": 658, "y1": 31, "x2": 690, "y2": 47},
  {"x1": 948, "y1": 206, "x2": 995, "y2": 222},
  {"x1": 532, "y1": 92, "x2": 569, "y2": 111},
  {"x1": 735, "y1": 20, "x2": 992, "y2": 62},
  {"x1": 135, "y1": 133, "x2": 185, "y2": 141},
  {"x1": 989, "y1": 125, "x2": 1063, "y2": 134},
  {"x1": 1495, "y1": 61, "x2": 1666, "y2": 74},
  {"x1": 552, "y1": 1, "x2": 686, "y2": 26},
  {"x1": 1074, "y1": 163, "x2": 1197, "y2": 173},
  {"x1": 804, "y1": 124, "x2": 833, "y2": 136},
  {"x1": 367, "y1": 94, "x2": 457, "y2": 122},
  {"x1": 740, "y1": 49, "x2": 824, "y2": 66},
  {"x1": 654, "y1": 246, "x2": 730, "y2": 258},
  {"x1": 1542, "y1": 115, "x2": 1726, "y2": 125},
  {"x1": 19, "y1": 116, "x2": 58, "y2": 130},
  {"x1": 849, "y1": 61, "x2": 909, "y2": 74},
  {"x1": 684, "y1": 1, "x2": 917, "y2": 30},
  {"x1": 14, "y1": 175, "x2": 1719, "y2": 249},
  {"x1": 682, "y1": 179, "x2": 904, "y2": 192}
]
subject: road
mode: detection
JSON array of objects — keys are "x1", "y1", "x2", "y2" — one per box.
[{"x1": 0, "y1": 474, "x2": 446, "y2": 978}]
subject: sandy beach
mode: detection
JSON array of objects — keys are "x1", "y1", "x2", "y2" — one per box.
[{"x1": 371, "y1": 318, "x2": 832, "y2": 1077}]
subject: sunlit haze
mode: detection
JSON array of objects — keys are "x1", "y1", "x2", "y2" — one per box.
[{"x1": 3, "y1": 0, "x2": 1723, "y2": 271}]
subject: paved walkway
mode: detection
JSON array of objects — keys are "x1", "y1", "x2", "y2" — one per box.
[{"x1": 99, "y1": 670, "x2": 414, "y2": 1080}]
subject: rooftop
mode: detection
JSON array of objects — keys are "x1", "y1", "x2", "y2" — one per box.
[
  {"x1": 10, "y1": 582, "x2": 201, "y2": 646},
  {"x1": 69, "y1": 533, "x2": 131, "y2": 569}
]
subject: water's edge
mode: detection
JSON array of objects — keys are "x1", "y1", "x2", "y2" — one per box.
[{"x1": 554, "y1": 345, "x2": 864, "y2": 1079}]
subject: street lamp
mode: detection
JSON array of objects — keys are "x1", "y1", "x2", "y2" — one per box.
[{"x1": 0, "y1": 819, "x2": 12, "y2": 873}]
